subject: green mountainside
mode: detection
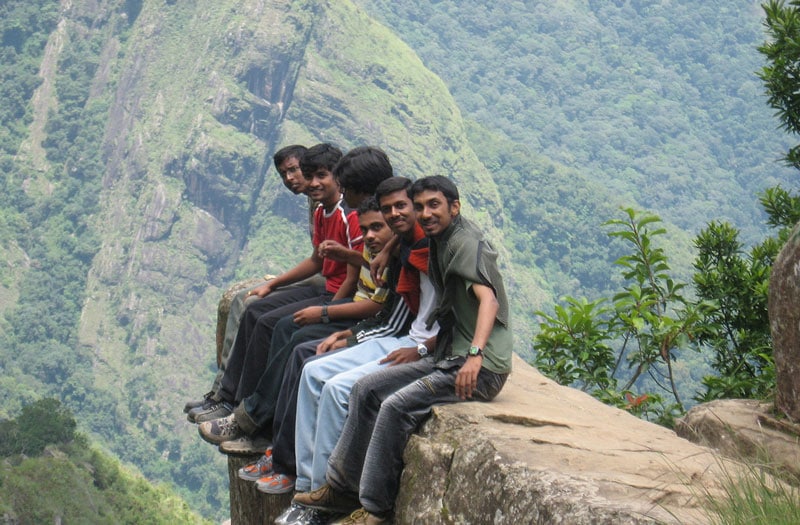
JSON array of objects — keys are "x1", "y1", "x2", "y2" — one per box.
[
  {"x1": 0, "y1": 399, "x2": 207, "y2": 524},
  {"x1": 0, "y1": 0, "x2": 794, "y2": 520}
]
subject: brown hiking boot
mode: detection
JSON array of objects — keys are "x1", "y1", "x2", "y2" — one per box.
[
  {"x1": 332, "y1": 508, "x2": 387, "y2": 524},
  {"x1": 292, "y1": 483, "x2": 360, "y2": 514}
]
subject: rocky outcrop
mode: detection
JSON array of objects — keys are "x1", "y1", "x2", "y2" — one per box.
[
  {"x1": 677, "y1": 399, "x2": 800, "y2": 483},
  {"x1": 230, "y1": 354, "x2": 750, "y2": 524},
  {"x1": 768, "y1": 222, "x2": 800, "y2": 422},
  {"x1": 393, "y1": 355, "x2": 733, "y2": 524}
]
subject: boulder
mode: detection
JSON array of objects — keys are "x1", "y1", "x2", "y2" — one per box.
[
  {"x1": 676, "y1": 399, "x2": 800, "y2": 483},
  {"x1": 768, "y1": 222, "x2": 800, "y2": 421},
  {"x1": 216, "y1": 277, "x2": 265, "y2": 366}
]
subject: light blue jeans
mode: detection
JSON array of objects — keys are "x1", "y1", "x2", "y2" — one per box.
[{"x1": 294, "y1": 335, "x2": 416, "y2": 492}]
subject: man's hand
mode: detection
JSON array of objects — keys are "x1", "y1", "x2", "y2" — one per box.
[
  {"x1": 318, "y1": 240, "x2": 349, "y2": 262},
  {"x1": 369, "y1": 248, "x2": 391, "y2": 287},
  {"x1": 248, "y1": 281, "x2": 275, "y2": 299},
  {"x1": 293, "y1": 306, "x2": 323, "y2": 326},
  {"x1": 379, "y1": 346, "x2": 420, "y2": 366},
  {"x1": 455, "y1": 356, "x2": 483, "y2": 400},
  {"x1": 316, "y1": 333, "x2": 348, "y2": 355}
]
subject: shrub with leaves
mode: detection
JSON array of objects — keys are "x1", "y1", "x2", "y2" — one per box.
[{"x1": 535, "y1": 208, "x2": 712, "y2": 425}]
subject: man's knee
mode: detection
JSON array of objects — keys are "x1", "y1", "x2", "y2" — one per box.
[{"x1": 321, "y1": 378, "x2": 351, "y2": 407}]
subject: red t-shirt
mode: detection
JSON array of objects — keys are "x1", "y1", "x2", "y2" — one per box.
[{"x1": 313, "y1": 198, "x2": 364, "y2": 293}]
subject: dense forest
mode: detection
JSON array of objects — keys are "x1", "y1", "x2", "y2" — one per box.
[{"x1": 0, "y1": 0, "x2": 795, "y2": 520}]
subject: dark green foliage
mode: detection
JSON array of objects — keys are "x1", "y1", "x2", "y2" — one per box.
[
  {"x1": 692, "y1": 186, "x2": 800, "y2": 400},
  {"x1": 467, "y1": 125, "x2": 626, "y2": 300},
  {"x1": 0, "y1": 401, "x2": 206, "y2": 523},
  {"x1": 0, "y1": 398, "x2": 76, "y2": 456},
  {"x1": 759, "y1": 0, "x2": 800, "y2": 169},
  {"x1": 533, "y1": 297, "x2": 616, "y2": 391},
  {"x1": 761, "y1": 185, "x2": 800, "y2": 233},
  {"x1": 692, "y1": 220, "x2": 776, "y2": 401}
]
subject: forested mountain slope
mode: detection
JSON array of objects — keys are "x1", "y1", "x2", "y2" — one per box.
[
  {"x1": 0, "y1": 0, "x2": 793, "y2": 520},
  {"x1": 356, "y1": 0, "x2": 796, "y2": 295}
]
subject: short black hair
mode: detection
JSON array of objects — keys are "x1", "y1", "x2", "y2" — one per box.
[
  {"x1": 409, "y1": 175, "x2": 459, "y2": 205},
  {"x1": 357, "y1": 195, "x2": 381, "y2": 215},
  {"x1": 334, "y1": 146, "x2": 393, "y2": 195},
  {"x1": 300, "y1": 143, "x2": 343, "y2": 178},
  {"x1": 375, "y1": 176, "x2": 413, "y2": 202},
  {"x1": 273, "y1": 145, "x2": 307, "y2": 170}
]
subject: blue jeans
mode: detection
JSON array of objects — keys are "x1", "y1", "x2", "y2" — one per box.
[
  {"x1": 326, "y1": 357, "x2": 507, "y2": 515},
  {"x1": 294, "y1": 335, "x2": 416, "y2": 492}
]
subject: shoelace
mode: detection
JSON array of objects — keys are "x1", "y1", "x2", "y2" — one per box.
[{"x1": 344, "y1": 508, "x2": 367, "y2": 523}]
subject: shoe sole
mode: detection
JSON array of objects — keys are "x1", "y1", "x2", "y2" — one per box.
[
  {"x1": 218, "y1": 438, "x2": 272, "y2": 456},
  {"x1": 256, "y1": 482, "x2": 295, "y2": 495},
  {"x1": 238, "y1": 470, "x2": 273, "y2": 481},
  {"x1": 294, "y1": 497, "x2": 358, "y2": 515}
]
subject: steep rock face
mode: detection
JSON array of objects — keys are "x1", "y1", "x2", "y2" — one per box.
[{"x1": 768, "y1": 222, "x2": 800, "y2": 422}]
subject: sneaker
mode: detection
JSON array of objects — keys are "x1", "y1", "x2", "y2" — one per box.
[
  {"x1": 274, "y1": 502, "x2": 307, "y2": 525},
  {"x1": 331, "y1": 508, "x2": 386, "y2": 525},
  {"x1": 293, "y1": 484, "x2": 360, "y2": 514},
  {"x1": 183, "y1": 391, "x2": 215, "y2": 413},
  {"x1": 198, "y1": 413, "x2": 243, "y2": 444},
  {"x1": 190, "y1": 399, "x2": 233, "y2": 423},
  {"x1": 220, "y1": 435, "x2": 272, "y2": 455},
  {"x1": 256, "y1": 473, "x2": 296, "y2": 494},
  {"x1": 237, "y1": 448, "x2": 273, "y2": 481}
]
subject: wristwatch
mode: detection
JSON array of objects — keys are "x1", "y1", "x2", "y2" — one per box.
[
  {"x1": 321, "y1": 305, "x2": 330, "y2": 324},
  {"x1": 468, "y1": 345, "x2": 483, "y2": 357},
  {"x1": 416, "y1": 342, "x2": 429, "y2": 357}
]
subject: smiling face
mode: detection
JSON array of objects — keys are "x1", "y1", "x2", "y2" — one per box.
[
  {"x1": 378, "y1": 189, "x2": 417, "y2": 239},
  {"x1": 277, "y1": 156, "x2": 307, "y2": 195},
  {"x1": 358, "y1": 209, "x2": 393, "y2": 256},
  {"x1": 412, "y1": 189, "x2": 460, "y2": 238},
  {"x1": 304, "y1": 167, "x2": 340, "y2": 208}
]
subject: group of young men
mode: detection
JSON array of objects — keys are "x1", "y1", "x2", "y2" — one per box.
[{"x1": 183, "y1": 143, "x2": 513, "y2": 525}]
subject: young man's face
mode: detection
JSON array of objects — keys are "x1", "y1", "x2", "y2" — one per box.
[
  {"x1": 378, "y1": 189, "x2": 417, "y2": 238},
  {"x1": 413, "y1": 189, "x2": 460, "y2": 238},
  {"x1": 304, "y1": 167, "x2": 340, "y2": 207},
  {"x1": 277, "y1": 156, "x2": 307, "y2": 195},
  {"x1": 358, "y1": 209, "x2": 393, "y2": 256}
]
